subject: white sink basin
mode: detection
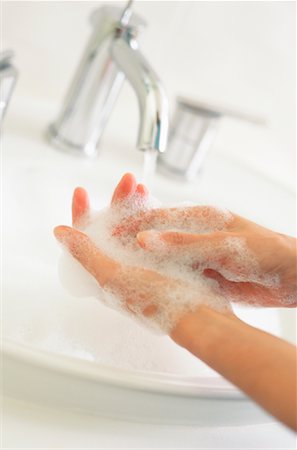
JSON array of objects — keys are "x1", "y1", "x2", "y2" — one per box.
[{"x1": 3, "y1": 97, "x2": 296, "y2": 425}]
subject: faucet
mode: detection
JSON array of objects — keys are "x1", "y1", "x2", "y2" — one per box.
[
  {"x1": 48, "y1": 1, "x2": 169, "y2": 157},
  {"x1": 0, "y1": 50, "x2": 18, "y2": 127}
]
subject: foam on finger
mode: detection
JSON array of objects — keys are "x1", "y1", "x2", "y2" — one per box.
[{"x1": 58, "y1": 188, "x2": 293, "y2": 335}]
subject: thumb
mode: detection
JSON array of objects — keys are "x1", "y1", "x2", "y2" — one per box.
[
  {"x1": 137, "y1": 230, "x2": 256, "y2": 283},
  {"x1": 137, "y1": 229, "x2": 235, "y2": 273},
  {"x1": 137, "y1": 229, "x2": 227, "y2": 249},
  {"x1": 54, "y1": 225, "x2": 119, "y2": 286}
]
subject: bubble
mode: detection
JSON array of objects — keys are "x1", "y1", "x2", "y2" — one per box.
[{"x1": 58, "y1": 191, "x2": 290, "y2": 334}]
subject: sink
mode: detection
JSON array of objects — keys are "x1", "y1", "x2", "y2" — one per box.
[{"x1": 3, "y1": 96, "x2": 296, "y2": 425}]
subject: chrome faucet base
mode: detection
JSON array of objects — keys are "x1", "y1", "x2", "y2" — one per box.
[{"x1": 47, "y1": 123, "x2": 99, "y2": 158}]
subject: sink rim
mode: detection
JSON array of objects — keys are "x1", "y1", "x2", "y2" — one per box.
[{"x1": 3, "y1": 337, "x2": 244, "y2": 400}]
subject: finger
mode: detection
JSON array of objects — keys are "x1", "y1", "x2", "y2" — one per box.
[
  {"x1": 111, "y1": 173, "x2": 137, "y2": 204},
  {"x1": 137, "y1": 229, "x2": 227, "y2": 250},
  {"x1": 72, "y1": 187, "x2": 90, "y2": 228},
  {"x1": 113, "y1": 206, "x2": 233, "y2": 237},
  {"x1": 203, "y1": 269, "x2": 281, "y2": 306},
  {"x1": 137, "y1": 229, "x2": 259, "y2": 284},
  {"x1": 54, "y1": 225, "x2": 119, "y2": 287},
  {"x1": 135, "y1": 183, "x2": 149, "y2": 197},
  {"x1": 137, "y1": 229, "x2": 242, "y2": 278}
]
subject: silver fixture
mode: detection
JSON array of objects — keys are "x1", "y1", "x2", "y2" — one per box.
[
  {"x1": 158, "y1": 97, "x2": 266, "y2": 181},
  {"x1": 48, "y1": 1, "x2": 169, "y2": 157},
  {"x1": 0, "y1": 50, "x2": 18, "y2": 127}
]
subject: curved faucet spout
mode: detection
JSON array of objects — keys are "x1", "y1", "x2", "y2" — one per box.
[
  {"x1": 111, "y1": 36, "x2": 169, "y2": 153},
  {"x1": 48, "y1": 5, "x2": 169, "y2": 157}
]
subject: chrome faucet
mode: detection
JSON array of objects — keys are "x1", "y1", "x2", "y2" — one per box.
[
  {"x1": 48, "y1": 1, "x2": 169, "y2": 157},
  {"x1": 0, "y1": 50, "x2": 17, "y2": 127}
]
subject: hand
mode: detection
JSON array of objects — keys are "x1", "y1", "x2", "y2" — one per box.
[
  {"x1": 138, "y1": 217, "x2": 296, "y2": 307},
  {"x1": 54, "y1": 174, "x2": 297, "y2": 431},
  {"x1": 54, "y1": 174, "x2": 231, "y2": 333},
  {"x1": 112, "y1": 184, "x2": 297, "y2": 307}
]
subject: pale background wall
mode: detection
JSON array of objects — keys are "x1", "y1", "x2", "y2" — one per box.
[{"x1": 2, "y1": 0, "x2": 296, "y2": 190}]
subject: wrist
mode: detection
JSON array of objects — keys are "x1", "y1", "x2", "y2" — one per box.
[{"x1": 170, "y1": 305, "x2": 238, "y2": 359}]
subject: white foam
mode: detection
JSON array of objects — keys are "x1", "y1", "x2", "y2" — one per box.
[
  {"x1": 59, "y1": 192, "x2": 233, "y2": 334},
  {"x1": 58, "y1": 190, "x2": 292, "y2": 333}
]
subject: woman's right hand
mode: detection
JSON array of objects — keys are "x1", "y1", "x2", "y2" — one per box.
[
  {"x1": 71, "y1": 173, "x2": 297, "y2": 307},
  {"x1": 136, "y1": 216, "x2": 297, "y2": 307},
  {"x1": 109, "y1": 178, "x2": 296, "y2": 308}
]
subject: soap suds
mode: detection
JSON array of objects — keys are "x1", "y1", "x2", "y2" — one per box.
[{"x1": 58, "y1": 191, "x2": 286, "y2": 334}]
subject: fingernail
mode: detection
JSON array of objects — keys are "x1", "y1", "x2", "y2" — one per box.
[
  {"x1": 136, "y1": 184, "x2": 149, "y2": 197},
  {"x1": 54, "y1": 226, "x2": 89, "y2": 260},
  {"x1": 53, "y1": 226, "x2": 73, "y2": 247}
]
